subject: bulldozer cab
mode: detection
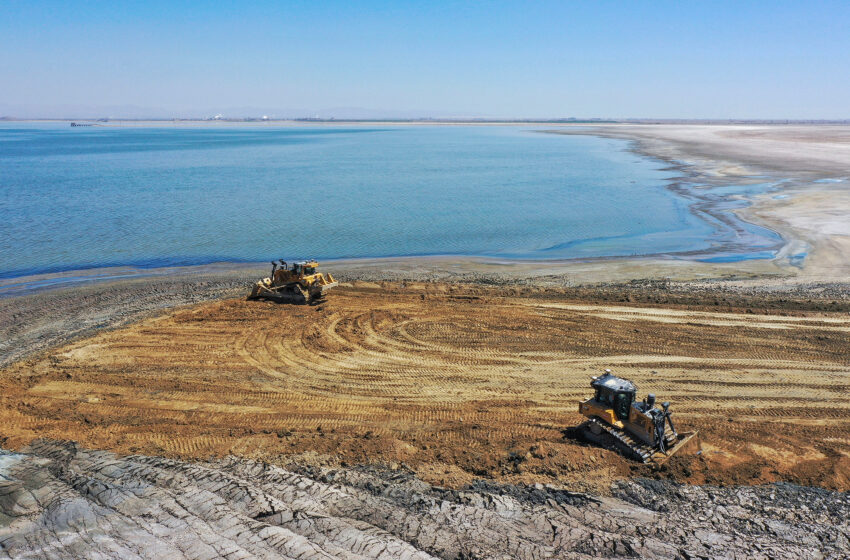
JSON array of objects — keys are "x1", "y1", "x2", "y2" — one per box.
[
  {"x1": 591, "y1": 373, "x2": 636, "y2": 421},
  {"x1": 291, "y1": 261, "x2": 318, "y2": 276}
]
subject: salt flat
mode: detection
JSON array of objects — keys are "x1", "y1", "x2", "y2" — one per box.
[{"x1": 551, "y1": 124, "x2": 850, "y2": 281}]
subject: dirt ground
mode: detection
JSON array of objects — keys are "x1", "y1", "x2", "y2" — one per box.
[
  {"x1": 2, "y1": 281, "x2": 849, "y2": 493},
  {"x1": 4, "y1": 441, "x2": 847, "y2": 560}
]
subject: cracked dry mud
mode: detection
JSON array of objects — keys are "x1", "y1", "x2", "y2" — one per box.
[{"x1": 1, "y1": 441, "x2": 847, "y2": 560}]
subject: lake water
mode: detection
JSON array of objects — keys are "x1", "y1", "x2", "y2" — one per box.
[{"x1": 0, "y1": 123, "x2": 781, "y2": 278}]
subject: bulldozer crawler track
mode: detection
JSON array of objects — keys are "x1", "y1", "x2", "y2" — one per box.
[{"x1": 583, "y1": 417, "x2": 685, "y2": 464}]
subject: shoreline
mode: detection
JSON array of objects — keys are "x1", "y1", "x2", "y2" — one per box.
[
  {"x1": 547, "y1": 124, "x2": 850, "y2": 283},
  {"x1": 0, "y1": 251, "x2": 795, "y2": 301},
  {"x1": 3, "y1": 123, "x2": 848, "y2": 291},
  {"x1": 6, "y1": 123, "x2": 848, "y2": 369}
]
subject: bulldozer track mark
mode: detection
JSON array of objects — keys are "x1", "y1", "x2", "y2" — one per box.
[
  {"x1": 3, "y1": 284, "x2": 850, "y2": 491},
  {"x1": 529, "y1": 301, "x2": 850, "y2": 324}
]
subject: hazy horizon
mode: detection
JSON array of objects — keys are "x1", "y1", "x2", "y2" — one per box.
[{"x1": 2, "y1": 1, "x2": 849, "y2": 120}]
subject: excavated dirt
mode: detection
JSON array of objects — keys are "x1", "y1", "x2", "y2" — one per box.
[
  {"x1": 2, "y1": 281, "x2": 849, "y2": 494},
  {"x1": 1, "y1": 440, "x2": 847, "y2": 559}
]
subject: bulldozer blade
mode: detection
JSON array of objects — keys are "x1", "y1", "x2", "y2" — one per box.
[
  {"x1": 265, "y1": 293, "x2": 309, "y2": 304},
  {"x1": 652, "y1": 431, "x2": 701, "y2": 465},
  {"x1": 247, "y1": 286, "x2": 264, "y2": 300},
  {"x1": 249, "y1": 283, "x2": 310, "y2": 304},
  {"x1": 319, "y1": 281, "x2": 339, "y2": 293}
]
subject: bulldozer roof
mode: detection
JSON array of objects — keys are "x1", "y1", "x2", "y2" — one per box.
[{"x1": 591, "y1": 372, "x2": 637, "y2": 394}]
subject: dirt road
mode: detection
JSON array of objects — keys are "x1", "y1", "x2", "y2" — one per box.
[{"x1": 2, "y1": 282, "x2": 849, "y2": 492}]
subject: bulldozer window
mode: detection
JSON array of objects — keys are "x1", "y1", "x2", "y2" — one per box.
[
  {"x1": 305, "y1": 267, "x2": 315, "y2": 274},
  {"x1": 596, "y1": 389, "x2": 613, "y2": 406},
  {"x1": 614, "y1": 392, "x2": 631, "y2": 421}
]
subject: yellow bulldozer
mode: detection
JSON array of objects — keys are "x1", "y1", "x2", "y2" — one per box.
[
  {"x1": 577, "y1": 370, "x2": 699, "y2": 464},
  {"x1": 248, "y1": 259, "x2": 338, "y2": 304}
]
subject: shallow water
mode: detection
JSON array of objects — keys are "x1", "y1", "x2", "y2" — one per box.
[{"x1": 0, "y1": 123, "x2": 780, "y2": 278}]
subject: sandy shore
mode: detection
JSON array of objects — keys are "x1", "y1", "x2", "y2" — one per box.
[
  {"x1": 548, "y1": 124, "x2": 850, "y2": 282},
  {"x1": 5, "y1": 123, "x2": 849, "y2": 296}
]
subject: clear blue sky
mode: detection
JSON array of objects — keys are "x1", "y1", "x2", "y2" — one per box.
[{"x1": 2, "y1": 1, "x2": 848, "y2": 119}]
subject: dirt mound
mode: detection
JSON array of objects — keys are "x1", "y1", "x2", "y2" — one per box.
[{"x1": 1, "y1": 441, "x2": 846, "y2": 559}]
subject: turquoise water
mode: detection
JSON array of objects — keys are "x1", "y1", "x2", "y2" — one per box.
[{"x1": 0, "y1": 123, "x2": 780, "y2": 278}]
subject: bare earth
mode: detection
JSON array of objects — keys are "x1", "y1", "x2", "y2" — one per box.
[{"x1": 3, "y1": 282, "x2": 849, "y2": 493}]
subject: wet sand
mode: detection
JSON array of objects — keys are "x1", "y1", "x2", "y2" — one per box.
[{"x1": 547, "y1": 124, "x2": 850, "y2": 282}]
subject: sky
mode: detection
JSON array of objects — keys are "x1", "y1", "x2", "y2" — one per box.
[{"x1": 1, "y1": 1, "x2": 849, "y2": 119}]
